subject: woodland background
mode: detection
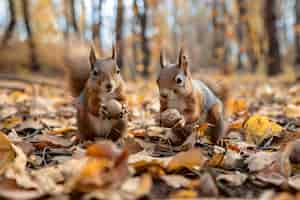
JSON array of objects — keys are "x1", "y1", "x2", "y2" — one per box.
[
  {"x1": 0, "y1": 0, "x2": 299, "y2": 78},
  {"x1": 1, "y1": 1, "x2": 300, "y2": 199}
]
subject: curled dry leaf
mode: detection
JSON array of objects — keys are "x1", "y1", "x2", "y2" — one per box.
[
  {"x1": 0, "y1": 131, "x2": 16, "y2": 175},
  {"x1": 217, "y1": 171, "x2": 248, "y2": 186},
  {"x1": 246, "y1": 152, "x2": 279, "y2": 172},
  {"x1": 121, "y1": 173, "x2": 152, "y2": 198},
  {"x1": 69, "y1": 141, "x2": 129, "y2": 192},
  {"x1": 167, "y1": 148, "x2": 207, "y2": 171},
  {"x1": 244, "y1": 115, "x2": 283, "y2": 145},
  {"x1": 0, "y1": 179, "x2": 43, "y2": 200},
  {"x1": 161, "y1": 175, "x2": 191, "y2": 189}
]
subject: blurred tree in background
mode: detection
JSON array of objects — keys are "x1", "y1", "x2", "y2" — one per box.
[{"x1": 0, "y1": 0, "x2": 298, "y2": 79}]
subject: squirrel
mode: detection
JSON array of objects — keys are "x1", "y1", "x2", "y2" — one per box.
[
  {"x1": 157, "y1": 48, "x2": 225, "y2": 145},
  {"x1": 67, "y1": 46, "x2": 128, "y2": 141}
]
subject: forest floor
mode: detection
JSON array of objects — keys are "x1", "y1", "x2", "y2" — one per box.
[{"x1": 0, "y1": 72, "x2": 300, "y2": 200}]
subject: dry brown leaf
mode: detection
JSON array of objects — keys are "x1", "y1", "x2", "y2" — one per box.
[
  {"x1": 167, "y1": 148, "x2": 207, "y2": 171},
  {"x1": 0, "y1": 131, "x2": 16, "y2": 175},
  {"x1": 0, "y1": 179, "x2": 43, "y2": 200},
  {"x1": 161, "y1": 175, "x2": 191, "y2": 189}
]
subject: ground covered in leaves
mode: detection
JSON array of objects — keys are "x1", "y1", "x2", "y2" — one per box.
[{"x1": 0, "y1": 73, "x2": 300, "y2": 200}]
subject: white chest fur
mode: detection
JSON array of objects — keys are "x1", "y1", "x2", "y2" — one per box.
[
  {"x1": 88, "y1": 113, "x2": 112, "y2": 137},
  {"x1": 167, "y1": 95, "x2": 186, "y2": 113}
]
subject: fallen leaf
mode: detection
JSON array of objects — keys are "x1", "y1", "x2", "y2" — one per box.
[
  {"x1": 0, "y1": 179, "x2": 43, "y2": 200},
  {"x1": 284, "y1": 104, "x2": 300, "y2": 118},
  {"x1": 170, "y1": 189, "x2": 198, "y2": 199},
  {"x1": 225, "y1": 98, "x2": 248, "y2": 116},
  {"x1": 244, "y1": 115, "x2": 283, "y2": 145},
  {"x1": 161, "y1": 175, "x2": 191, "y2": 189},
  {"x1": 167, "y1": 148, "x2": 207, "y2": 171},
  {"x1": 0, "y1": 131, "x2": 16, "y2": 175},
  {"x1": 246, "y1": 152, "x2": 279, "y2": 172},
  {"x1": 121, "y1": 174, "x2": 152, "y2": 198},
  {"x1": 217, "y1": 171, "x2": 247, "y2": 186}
]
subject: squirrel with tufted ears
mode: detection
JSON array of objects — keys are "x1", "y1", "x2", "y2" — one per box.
[
  {"x1": 67, "y1": 46, "x2": 128, "y2": 141},
  {"x1": 157, "y1": 48, "x2": 225, "y2": 145}
]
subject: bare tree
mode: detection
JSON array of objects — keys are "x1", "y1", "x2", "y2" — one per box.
[
  {"x1": 132, "y1": 0, "x2": 139, "y2": 68},
  {"x1": 92, "y1": 0, "x2": 103, "y2": 54},
  {"x1": 1, "y1": 0, "x2": 16, "y2": 47},
  {"x1": 295, "y1": 0, "x2": 300, "y2": 76},
  {"x1": 115, "y1": 0, "x2": 124, "y2": 68},
  {"x1": 264, "y1": 0, "x2": 282, "y2": 76},
  {"x1": 140, "y1": 0, "x2": 150, "y2": 76},
  {"x1": 22, "y1": 0, "x2": 39, "y2": 71},
  {"x1": 70, "y1": 0, "x2": 78, "y2": 33}
]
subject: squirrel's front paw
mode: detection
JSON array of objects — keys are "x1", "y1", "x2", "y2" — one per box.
[
  {"x1": 100, "y1": 104, "x2": 110, "y2": 119},
  {"x1": 119, "y1": 104, "x2": 128, "y2": 119}
]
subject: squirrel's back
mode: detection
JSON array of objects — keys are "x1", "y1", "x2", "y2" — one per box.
[{"x1": 192, "y1": 80, "x2": 222, "y2": 113}]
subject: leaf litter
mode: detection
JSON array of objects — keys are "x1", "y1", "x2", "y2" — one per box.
[{"x1": 0, "y1": 75, "x2": 300, "y2": 199}]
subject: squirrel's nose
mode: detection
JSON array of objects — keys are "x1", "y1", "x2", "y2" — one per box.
[{"x1": 106, "y1": 83, "x2": 113, "y2": 91}]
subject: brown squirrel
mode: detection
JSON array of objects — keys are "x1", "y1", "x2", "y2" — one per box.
[
  {"x1": 157, "y1": 48, "x2": 224, "y2": 145},
  {"x1": 67, "y1": 46, "x2": 127, "y2": 141}
]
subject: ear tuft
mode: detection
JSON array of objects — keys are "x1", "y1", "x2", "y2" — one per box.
[
  {"x1": 159, "y1": 50, "x2": 165, "y2": 69},
  {"x1": 178, "y1": 47, "x2": 189, "y2": 73},
  {"x1": 89, "y1": 47, "x2": 97, "y2": 69},
  {"x1": 112, "y1": 44, "x2": 117, "y2": 60}
]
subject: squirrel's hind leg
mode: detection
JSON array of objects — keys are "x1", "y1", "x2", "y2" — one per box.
[{"x1": 206, "y1": 102, "x2": 225, "y2": 144}]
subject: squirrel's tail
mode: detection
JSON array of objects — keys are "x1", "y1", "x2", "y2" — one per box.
[{"x1": 64, "y1": 53, "x2": 90, "y2": 97}]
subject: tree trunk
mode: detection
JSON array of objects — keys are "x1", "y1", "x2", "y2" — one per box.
[
  {"x1": 211, "y1": 0, "x2": 225, "y2": 67},
  {"x1": 295, "y1": 0, "x2": 300, "y2": 77},
  {"x1": 236, "y1": 0, "x2": 247, "y2": 71},
  {"x1": 1, "y1": 0, "x2": 16, "y2": 47},
  {"x1": 92, "y1": 0, "x2": 103, "y2": 54},
  {"x1": 70, "y1": 0, "x2": 78, "y2": 33},
  {"x1": 264, "y1": 0, "x2": 282, "y2": 76},
  {"x1": 115, "y1": 0, "x2": 124, "y2": 68},
  {"x1": 141, "y1": 0, "x2": 150, "y2": 77},
  {"x1": 132, "y1": 0, "x2": 139, "y2": 68},
  {"x1": 22, "y1": 0, "x2": 39, "y2": 71}
]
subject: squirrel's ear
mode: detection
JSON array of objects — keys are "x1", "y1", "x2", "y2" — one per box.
[
  {"x1": 89, "y1": 47, "x2": 97, "y2": 69},
  {"x1": 112, "y1": 45, "x2": 117, "y2": 60},
  {"x1": 159, "y1": 50, "x2": 165, "y2": 69},
  {"x1": 178, "y1": 47, "x2": 189, "y2": 74}
]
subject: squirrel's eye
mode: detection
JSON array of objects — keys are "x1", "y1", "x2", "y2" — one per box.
[
  {"x1": 175, "y1": 74, "x2": 184, "y2": 86},
  {"x1": 93, "y1": 70, "x2": 98, "y2": 76},
  {"x1": 116, "y1": 67, "x2": 120, "y2": 74}
]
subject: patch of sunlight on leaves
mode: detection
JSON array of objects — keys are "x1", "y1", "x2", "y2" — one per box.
[{"x1": 244, "y1": 115, "x2": 283, "y2": 145}]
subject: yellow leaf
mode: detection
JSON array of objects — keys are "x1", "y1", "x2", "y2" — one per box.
[
  {"x1": 244, "y1": 115, "x2": 283, "y2": 145},
  {"x1": 1, "y1": 116, "x2": 22, "y2": 129},
  {"x1": 167, "y1": 148, "x2": 207, "y2": 171},
  {"x1": 80, "y1": 158, "x2": 112, "y2": 178},
  {"x1": 0, "y1": 132, "x2": 16, "y2": 175},
  {"x1": 48, "y1": 126, "x2": 77, "y2": 135},
  {"x1": 170, "y1": 189, "x2": 198, "y2": 199},
  {"x1": 208, "y1": 153, "x2": 225, "y2": 167},
  {"x1": 226, "y1": 98, "x2": 248, "y2": 116},
  {"x1": 197, "y1": 123, "x2": 209, "y2": 137}
]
